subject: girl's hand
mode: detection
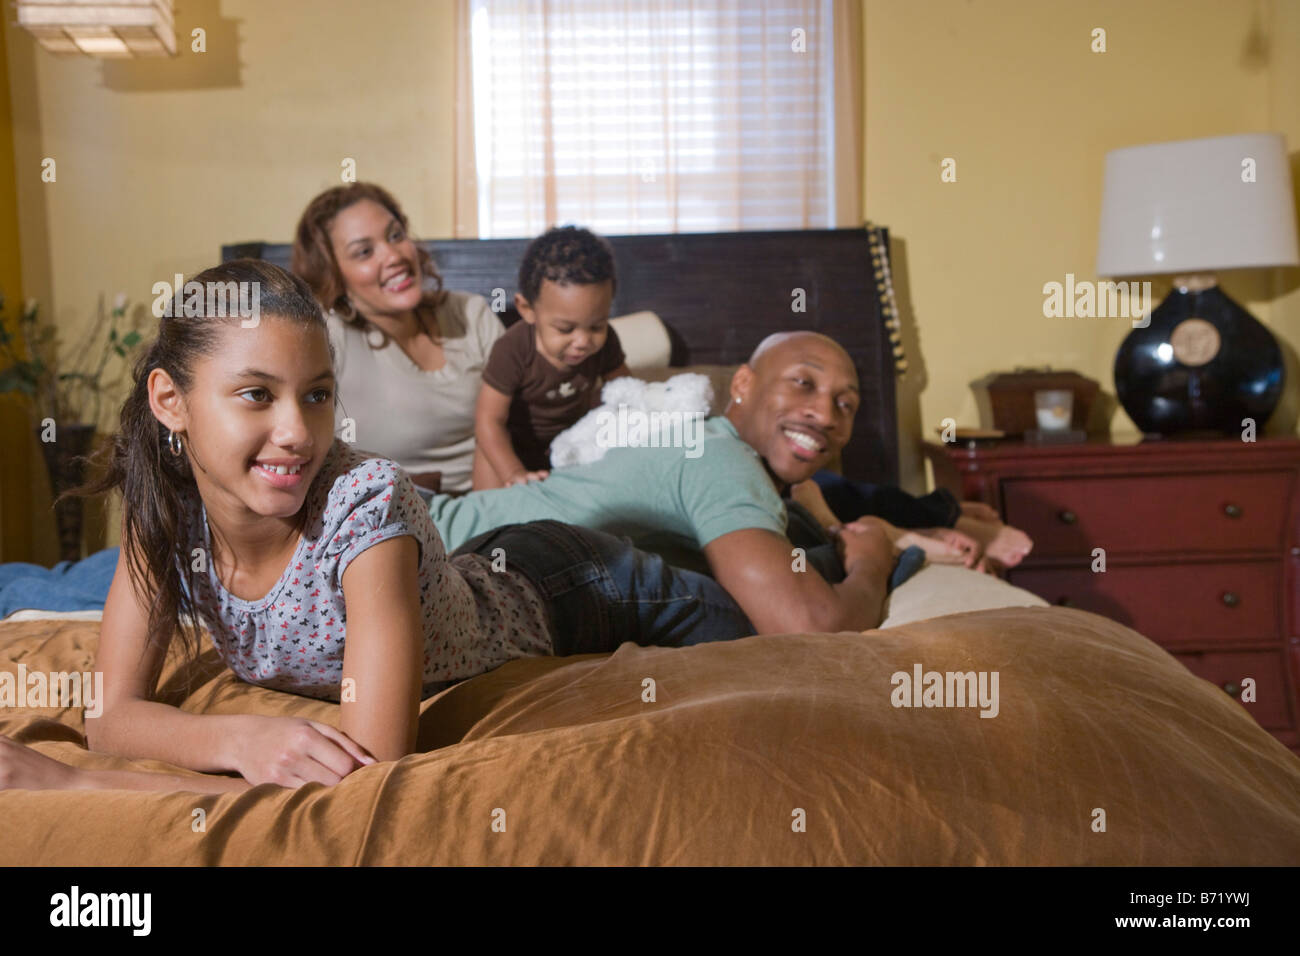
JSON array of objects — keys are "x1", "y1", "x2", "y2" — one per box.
[
  {"x1": 0, "y1": 734, "x2": 83, "y2": 791},
  {"x1": 230, "y1": 715, "x2": 377, "y2": 788}
]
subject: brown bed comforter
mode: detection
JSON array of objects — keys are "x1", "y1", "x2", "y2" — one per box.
[{"x1": 2, "y1": 606, "x2": 1298, "y2": 865}]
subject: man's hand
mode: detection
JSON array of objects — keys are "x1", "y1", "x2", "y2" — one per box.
[
  {"x1": 833, "y1": 515, "x2": 895, "y2": 572},
  {"x1": 705, "y1": 524, "x2": 893, "y2": 633}
]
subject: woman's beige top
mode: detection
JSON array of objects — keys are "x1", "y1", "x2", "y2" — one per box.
[{"x1": 327, "y1": 290, "x2": 505, "y2": 493}]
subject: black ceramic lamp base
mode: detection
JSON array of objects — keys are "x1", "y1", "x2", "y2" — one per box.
[{"x1": 1113, "y1": 283, "x2": 1284, "y2": 436}]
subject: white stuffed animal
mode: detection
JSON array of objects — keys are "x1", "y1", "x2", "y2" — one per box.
[{"x1": 549, "y1": 372, "x2": 714, "y2": 469}]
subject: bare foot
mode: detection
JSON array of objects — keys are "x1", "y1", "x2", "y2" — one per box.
[
  {"x1": 960, "y1": 501, "x2": 1001, "y2": 524},
  {"x1": 893, "y1": 527, "x2": 979, "y2": 567},
  {"x1": 956, "y1": 516, "x2": 1033, "y2": 568}
]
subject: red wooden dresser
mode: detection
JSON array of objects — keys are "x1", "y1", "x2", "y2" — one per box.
[{"x1": 924, "y1": 435, "x2": 1300, "y2": 754}]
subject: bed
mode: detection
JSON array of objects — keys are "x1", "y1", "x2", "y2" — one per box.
[
  {"x1": 2, "y1": 228, "x2": 1298, "y2": 865},
  {"x1": 4, "y1": 585, "x2": 1300, "y2": 864}
]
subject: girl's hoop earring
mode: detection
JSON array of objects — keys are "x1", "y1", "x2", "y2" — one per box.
[{"x1": 168, "y1": 430, "x2": 184, "y2": 457}]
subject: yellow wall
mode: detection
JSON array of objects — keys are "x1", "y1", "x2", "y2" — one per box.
[
  {"x1": 3, "y1": 0, "x2": 1299, "y2": 552},
  {"x1": 865, "y1": 0, "x2": 1300, "y2": 491},
  {"x1": 0, "y1": 15, "x2": 33, "y2": 561},
  {"x1": 5, "y1": 0, "x2": 461, "y2": 554}
]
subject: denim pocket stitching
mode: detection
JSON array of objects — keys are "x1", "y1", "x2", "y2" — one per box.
[{"x1": 539, "y1": 560, "x2": 605, "y2": 597}]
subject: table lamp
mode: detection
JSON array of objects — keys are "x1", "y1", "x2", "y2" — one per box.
[{"x1": 1097, "y1": 132, "x2": 1299, "y2": 436}]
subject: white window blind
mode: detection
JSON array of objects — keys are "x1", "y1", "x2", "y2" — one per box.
[{"x1": 468, "y1": 0, "x2": 836, "y2": 237}]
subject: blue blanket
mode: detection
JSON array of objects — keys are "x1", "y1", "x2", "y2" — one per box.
[{"x1": 0, "y1": 547, "x2": 119, "y2": 618}]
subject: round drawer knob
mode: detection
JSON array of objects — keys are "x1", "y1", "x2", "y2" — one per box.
[
  {"x1": 1222, "y1": 682, "x2": 1241, "y2": 698},
  {"x1": 1221, "y1": 591, "x2": 1240, "y2": 608},
  {"x1": 1057, "y1": 510, "x2": 1078, "y2": 525},
  {"x1": 1223, "y1": 503, "x2": 1242, "y2": 518}
]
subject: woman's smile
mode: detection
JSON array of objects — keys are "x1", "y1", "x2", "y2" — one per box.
[
  {"x1": 381, "y1": 268, "x2": 415, "y2": 294},
  {"x1": 330, "y1": 199, "x2": 425, "y2": 317}
]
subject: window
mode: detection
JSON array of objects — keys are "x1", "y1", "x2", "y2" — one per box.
[{"x1": 467, "y1": 0, "x2": 838, "y2": 237}]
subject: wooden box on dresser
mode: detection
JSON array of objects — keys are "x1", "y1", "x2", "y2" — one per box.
[{"x1": 924, "y1": 436, "x2": 1300, "y2": 755}]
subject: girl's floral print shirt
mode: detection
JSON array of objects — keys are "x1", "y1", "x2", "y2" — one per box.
[{"x1": 182, "y1": 441, "x2": 552, "y2": 702}]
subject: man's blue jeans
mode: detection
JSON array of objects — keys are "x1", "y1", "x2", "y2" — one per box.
[{"x1": 452, "y1": 520, "x2": 756, "y2": 655}]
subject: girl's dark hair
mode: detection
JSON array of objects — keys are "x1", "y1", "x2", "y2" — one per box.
[
  {"x1": 77, "y1": 259, "x2": 327, "y2": 672},
  {"x1": 517, "y1": 225, "x2": 618, "y2": 304},
  {"x1": 290, "y1": 182, "x2": 447, "y2": 348}
]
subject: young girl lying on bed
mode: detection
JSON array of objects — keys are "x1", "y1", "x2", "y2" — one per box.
[{"x1": 0, "y1": 259, "x2": 802, "y2": 795}]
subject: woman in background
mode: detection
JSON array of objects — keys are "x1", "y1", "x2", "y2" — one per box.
[{"x1": 293, "y1": 183, "x2": 503, "y2": 494}]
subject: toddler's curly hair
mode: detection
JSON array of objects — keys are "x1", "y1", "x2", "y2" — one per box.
[{"x1": 517, "y1": 225, "x2": 618, "y2": 304}]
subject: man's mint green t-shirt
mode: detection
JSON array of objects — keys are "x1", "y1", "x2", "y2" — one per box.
[{"x1": 429, "y1": 416, "x2": 787, "y2": 574}]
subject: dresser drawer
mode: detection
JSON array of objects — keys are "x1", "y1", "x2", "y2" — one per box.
[
  {"x1": 1008, "y1": 562, "x2": 1282, "y2": 644},
  {"x1": 1172, "y1": 649, "x2": 1294, "y2": 730},
  {"x1": 1001, "y1": 471, "x2": 1292, "y2": 556}
]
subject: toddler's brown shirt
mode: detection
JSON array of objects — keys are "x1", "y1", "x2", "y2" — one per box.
[{"x1": 481, "y1": 320, "x2": 625, "y2": 470}]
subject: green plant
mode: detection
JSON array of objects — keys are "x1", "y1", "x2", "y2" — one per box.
[{"x1": 0, "y1": 289, "x2": 143, "y2": 429}]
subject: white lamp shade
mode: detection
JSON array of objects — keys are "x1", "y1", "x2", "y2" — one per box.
[{"x1": 1096, "y1": 133, "x2": 1300, "y2": 277}]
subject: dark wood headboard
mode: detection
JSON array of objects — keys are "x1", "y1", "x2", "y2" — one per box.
[{"x1": 223, "y1": 228, "x2": 899, "y2": 484}]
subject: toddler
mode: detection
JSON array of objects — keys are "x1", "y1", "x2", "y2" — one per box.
[{"x1": 473, "y1": 226, "x2": 629, "y2": 488}]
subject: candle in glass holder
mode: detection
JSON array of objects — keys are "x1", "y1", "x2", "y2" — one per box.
[{"x1": 1035, "y1": 389, "x2": 1073, "y2": 432}]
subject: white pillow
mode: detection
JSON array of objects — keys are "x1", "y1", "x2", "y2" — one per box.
[
  {"x1": 878, "y1": 564, "x2": 1048, "y2": 630},
  {"x1": 608, "y1": 311, "x2": 670, "y2": 370}
]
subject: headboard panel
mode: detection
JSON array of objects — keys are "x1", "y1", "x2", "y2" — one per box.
[{"x1": 223, "y1": 228, "x2": 899, "y2": 484}]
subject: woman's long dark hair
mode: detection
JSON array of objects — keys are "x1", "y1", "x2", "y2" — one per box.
[{"x1": 77, "y1": 259, "x2": 327, "y2": 671}]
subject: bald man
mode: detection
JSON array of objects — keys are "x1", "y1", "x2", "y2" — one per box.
[
  {"x1": 699, "y1": 330, "x2": 900, "y2": 630},
  {"x1": 430, "y1": 331, "x2": 902, "y2": 635}
]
